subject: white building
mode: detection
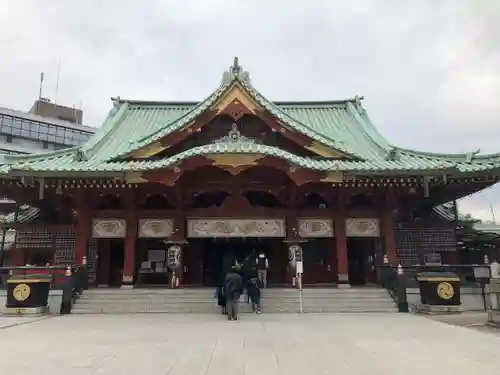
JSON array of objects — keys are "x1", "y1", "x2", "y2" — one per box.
[{"x1": 0, "y1": 100, "x2": 96, "y2": 265}]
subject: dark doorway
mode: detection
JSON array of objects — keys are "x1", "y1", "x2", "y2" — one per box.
[
  {"x1": 302, "y1": 239, "x2": 336, "y2": 285},
  {"x1": 96, "y1": 239, "x2": 125, "y2": 287},
  {"x1": 185, "y1": 238, "x2": 287, "y2": 287},
  {"x1": 347, "y1": 238, "x2": 376, "y2": 286},
  {"x1": 135, "y1": 239, "x2": 170, "y2": 286}
]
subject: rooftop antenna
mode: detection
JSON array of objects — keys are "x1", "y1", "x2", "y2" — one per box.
[
  {"x1": 490, "y1": 204, "x2": 496, "y2": 224},
  {"x1": 54, "y1": 57, "x2": 61, "y2": 106},
  {"x1": 37, "y1": 72, "x2": 45, "y2": 113}
]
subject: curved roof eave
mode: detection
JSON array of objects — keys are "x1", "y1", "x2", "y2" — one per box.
[{"x1": 3, "y1": 142, "x2": 470, "y2": 175}]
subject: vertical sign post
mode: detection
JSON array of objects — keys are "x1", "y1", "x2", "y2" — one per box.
[{"x1": 291, "y1": 245, "x2": 304, "y2": 313}]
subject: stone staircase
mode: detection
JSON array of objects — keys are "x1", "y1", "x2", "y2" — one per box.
[{"x1": 71, "y1": 287, "x2": 398, "y2": 314}]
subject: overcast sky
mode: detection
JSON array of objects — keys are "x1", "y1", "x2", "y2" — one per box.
[{"x1": 0, "y1": 0, "x2": 499, "y2": 220}]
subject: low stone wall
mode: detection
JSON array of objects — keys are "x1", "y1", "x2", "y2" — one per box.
[
  {"x1": 487, "y1": 279, "x2": 500, "y2": 326},
  {"x1": 406, "y1": 286, "x2": 486, "y2": 312},
  {"x1": 0, "y1": 290, "x2": 63, "y2": 315}
]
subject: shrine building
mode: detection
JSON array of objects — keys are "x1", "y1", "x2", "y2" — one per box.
[{"x1": 1, "y1": 57, "x2": 499, "y2": 288}]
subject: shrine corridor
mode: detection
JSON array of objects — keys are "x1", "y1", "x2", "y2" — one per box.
[{"x1": 0, "y1": 314, "x2": 498, "y2": 374}]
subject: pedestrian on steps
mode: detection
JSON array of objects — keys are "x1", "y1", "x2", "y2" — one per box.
[
  {"x1": 256, "y1": 252, "x2": 269, "y2": 288},
  {"x1": 224, "y1": 266, "x2": 244, "y2": 321},
  {"x1": 247, "y1": 271, "x2": 262, "y2": 314}
]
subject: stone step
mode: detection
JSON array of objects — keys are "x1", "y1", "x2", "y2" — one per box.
[
  {"x1": 72, "y1": 306, "x2": 398, "y2": 314},
  {"x1": 72, "y1": 287, "x2": 398, "y2": 314}
]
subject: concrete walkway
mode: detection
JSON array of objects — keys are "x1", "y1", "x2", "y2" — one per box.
[
  {"x1": 0, "y1": 315, "x2": 48, "y2": 329},
  {"x1": 0, "y1": 313, "x2": 499, "y2": 374}
]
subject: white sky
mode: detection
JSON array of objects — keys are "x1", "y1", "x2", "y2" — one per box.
[{"x1": 0, "y1": 0, "x2": 499, "y2": 220}]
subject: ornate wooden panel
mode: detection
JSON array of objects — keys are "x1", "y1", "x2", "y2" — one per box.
[
  {"x1": 345, "y1": 218, "x2": 380, "y2": 237},
  {"x1": 187, "y1": 218, "x2": 286, "y2": 238},
  {"x1": 395, "y1": 227, "x2": 456, "y2": 265},
  {"x1": 54, "y1": 226, "x2": 76, "y2": 265},
  {"x1": 91, "y1": 219, "x2": 126, "y2": 238},
  {"x1": 138, "y1": 219, "x2": 174, "y2": 238},
  {"x1": 87, "y1": 238, "x2": 98, "y2": 283},
  {"x1": 298, "y1": 218, "x2": 334, "y2": 238},
  {"x1": 395, "y1": 229, "x2": 419, "y2": 264},
  {"x1": 16, "y1": 228, "x2": 52, "y2": 248}
]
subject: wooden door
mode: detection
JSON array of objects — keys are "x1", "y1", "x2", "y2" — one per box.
[
  {"x1": 267, "y1": 241, "x2": 288, "y2": 285},
  {"x1": 182, "y1": 242, "x2": 203, "y2": 286},
  {"x1": 303, "y1": 239, "x2": 336, "y2": 284}
]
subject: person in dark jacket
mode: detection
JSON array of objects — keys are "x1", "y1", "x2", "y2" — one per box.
[
  {"x1": 256, "y1": 252, "x2": 269, "y2": 288},
  {"x1": 215, "y1": 273, "x2": 227, "y2": 314},
  {"x1": 224, "y1": 266, "x2": 244, "y2": 321},
  {"x1": 246, "y1": 270, "x2": 262, "y2": 314}
]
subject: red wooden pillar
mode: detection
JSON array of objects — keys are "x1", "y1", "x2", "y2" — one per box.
[
  {"x1": 334, "y1": 191, "x2": 349, "y2": 285},
  {"x1": 380, "y1": 193, "x2": 397, "y2": 265},
  {"x1": 381, "y1": 207, "x2": 397, "y2": 264},
  {"x1": 122, "y1": 192, "x2": 138, "y2": 287},
  {"x1": 75, "y1": 190, "x2": 91, "y2": 265},
  {"x1": 334, "y1": 214, "x2": 349, "y2": 285},
  {"x1": 12, "y1": 245, "x2": 24, "y2": 266}
]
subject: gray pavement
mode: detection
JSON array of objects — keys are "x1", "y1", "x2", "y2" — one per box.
[
  {"x1": 0, "y1": 313, "x2": 500, "y2": 374},
  {"x1": 0, "y1": 315, "x2": 48, "y2": 329}
]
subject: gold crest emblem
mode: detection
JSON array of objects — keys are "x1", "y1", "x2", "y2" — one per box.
[
  {"x1": 437, "y1": 282, "x2": 454, "y2": 300},
  {"x1": 13, "y1": 283, "x2": 31, "y2": 301}
]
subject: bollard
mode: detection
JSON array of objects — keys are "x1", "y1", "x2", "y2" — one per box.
[
  {"x1": 61, "y1": 266, "x2": 74, "y2": 314},
  {"x1": 81, "y1": 256, "x2": 88, "y2": 291},
  {"x1": 396, "y1": 264, "x2": 409, "y2": 312}
]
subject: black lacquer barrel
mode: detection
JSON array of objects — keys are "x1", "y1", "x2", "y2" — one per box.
[
  {"x1": 6, "y1": 274, "x2": 52, "y2": 308},
  {"x1": 416, "y1": 272, "x2": 460, "y2": 306}
]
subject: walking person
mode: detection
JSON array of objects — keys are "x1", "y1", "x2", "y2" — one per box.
[
  {"x1": 224, "y1": 266, "x2": 244, "y2": 321},
  {"x1": 215, "y1": 273, "x2": 227, "y2": 314},
  {"x1": 256, "y1": 252, "x2": 269, "y2": 288},
  {"x1": 247, "y1": 270, "x2": 262, "y2": 314}
]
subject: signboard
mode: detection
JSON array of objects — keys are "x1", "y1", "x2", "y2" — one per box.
[
  {"x1": 424, "y1": 253, "x2": 442, "y2": 266},
  {"x1": 290, "y1": 245, "x2": 303, "y2": 263},
  {"x1": 167, "y1": 245, "x2": 181, "y2": 268},
  {"x1": 296, "y1": 261, "x2": 304, "y2": 275}
]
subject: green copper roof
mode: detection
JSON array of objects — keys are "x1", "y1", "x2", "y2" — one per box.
[
  {"x1": 2, "y1": 142, "x2": 499, "y2": 175},
  {"x1": 2, "y1": 57, "x2": 500, "y2": 176}
]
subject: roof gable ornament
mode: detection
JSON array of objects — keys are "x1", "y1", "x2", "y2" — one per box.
[
  {"x1": 214, "y1": 123, "x2": 259, "y2": 144},
  {"x1": 221, "y1": 57, "x2": 251, "y2": 85},
  {"x1": 465, "y1": 149, "x2": 480, "y2": 163},
  {"x1": 385, "y1": 147, "x2": 400, "y2": 161},
  {"x1": 73, "y1": 149, "x2": 87, "y2": 162},
  {"x1": 353, "y1": 95, "x2": 366, "y2": 114}
]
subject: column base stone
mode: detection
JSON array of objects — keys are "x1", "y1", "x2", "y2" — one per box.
[{"x1": 338, "y1": 273, "x2": 350, "y2": 287}]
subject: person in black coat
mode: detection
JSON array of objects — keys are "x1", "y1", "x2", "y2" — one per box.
[
  {"x1": 216, "y1": 273, "x2": 227, "y2": 314},
  {"x1": 224, "y1": 266, "x2": 244, "y2": 321},
  {"x1": 246, "y1": 267, "x2": 262, "y2": 314}
]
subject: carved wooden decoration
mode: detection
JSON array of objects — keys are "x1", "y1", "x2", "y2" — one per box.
[
  {"x1": 138, "y1": 219, "x2": 174, "y2": 238},
  {"x1": 92, "y1": 219, "x2": 126, "y2": 238},
  {"x1": 345, "y1": 218, "x2": 380, "y2": 237},
  {"x1": 298, "y1": 218, "x2": 334, "y2": 238},
  {"x1": 187, "y1": 218, "x2": 286, "y2": 238},
  {"x1": 209, "y1": 154, "x2": 263, "y2": 168}
]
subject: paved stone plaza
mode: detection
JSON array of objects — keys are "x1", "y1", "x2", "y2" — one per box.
[{"x1": 0, "y1": 313, "x2": 499, "y2": 374}]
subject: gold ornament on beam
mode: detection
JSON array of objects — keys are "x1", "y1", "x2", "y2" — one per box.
[
  {"x1": 321, "y1": 171, "x2": 344, "y2": 183},
  {"x1": 208, "y1": 154, "x2": 263, "y2": 168}
]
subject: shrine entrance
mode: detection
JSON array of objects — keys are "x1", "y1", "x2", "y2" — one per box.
[
  {"x1": 95, "y1": 238, "x2": 125, "y2": 287},
  {"x1": 184, "y1": 237, "x2": 288, "y2": 287},
  {"x1": 346, "y1": 238, "x2": 377, "y2": 286}
]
